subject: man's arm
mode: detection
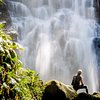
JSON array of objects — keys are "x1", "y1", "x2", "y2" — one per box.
[{"x1": 80, "y1": 76, "x2": 84, "y2": 85}]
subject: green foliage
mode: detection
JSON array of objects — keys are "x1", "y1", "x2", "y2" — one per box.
[
  {"x1": 0, "y1": 0, "x2": 4, "y2": 5},
  {"x1": 0, "y1": 24, "x2": 44, "y2": 100},
  {"x1": 0, "y1": 24, "x2": 5, "y2": 29},
  {"x1": 0, "y1": 0, "x2": 2, "y2": 3}
]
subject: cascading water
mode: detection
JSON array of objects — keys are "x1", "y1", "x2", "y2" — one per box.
[{"x1": 7, "y1": 0, "x2": 99, "y2": 92}]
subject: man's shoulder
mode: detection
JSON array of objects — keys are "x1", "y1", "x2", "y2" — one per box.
[
  {"x1": 74, "y1": 75, "x2": 82, "y2": 79},
  {"x1": 73, "y1": 74, "x2": 77, "y2": 77},
  {"x1": 73, "y1": 75, "x2": 77, "y2": 79}
]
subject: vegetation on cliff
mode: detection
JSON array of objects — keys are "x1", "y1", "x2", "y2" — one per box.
[
  {"x1": 0, "y1": 24, "x2": 44, "y2": 100},
  {"x1": 0, "y1": 0, "x2": 3, "y2": 4}
]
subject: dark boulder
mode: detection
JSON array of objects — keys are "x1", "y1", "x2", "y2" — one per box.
[
  {"x1": 94, "y1": 0, "x2": 100, "y2": 23},
  {"x1": 72, "y1": 92, "x2": 100, "y2": 100},
  {"x1": 42, "y1": 80, "x2": 77, "y2": 100}
]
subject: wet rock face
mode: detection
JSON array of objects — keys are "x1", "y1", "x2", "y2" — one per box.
[
  {"x1": 93, "y1": 37, "x2": 100, "y2": 90},
  {"x1": 93, "y1": 37, "x2": 100, "y2": 70},
  {"x1": 94, "y1": 0, "x2": 100, "y2": 23},
  {"x1": 0, "y1": 1, "x2": 11, "y2": 26},
  {"x1": 0, "y1": 1, "x2": 17, "y2": 40},
  {"x1": 93, "y1": 0, "x2": 100, "y2": 91}
]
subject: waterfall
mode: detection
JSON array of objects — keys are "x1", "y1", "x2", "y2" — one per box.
[{"x1": 7, "y1": 0, "x2": 99, "y2": 92}]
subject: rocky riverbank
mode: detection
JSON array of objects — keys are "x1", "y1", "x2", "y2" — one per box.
[{"x1": 42, "y1": 80, "x2": 100, "y2": 100}]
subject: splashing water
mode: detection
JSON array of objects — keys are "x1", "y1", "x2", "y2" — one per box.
[{"x1": 7, "y1": 0, "x2": 99, "y2": 92}]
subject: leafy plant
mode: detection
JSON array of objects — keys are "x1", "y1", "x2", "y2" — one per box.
[
  {"x1": 0, "y1": 0, "x2": 4, "y2": 5},
  {"x1": 0, "y1": 24, "x2": 44, "y2": 100},
  {"x1": 0, "y1": 24, "x2": 5, "y2": 29}
]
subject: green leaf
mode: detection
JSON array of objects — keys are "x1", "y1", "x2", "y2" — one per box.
[
  {"x1": 10, "y1": 50, "x2": 17, "y2": 59},
  {"x1": 0, "y1": 46, "x2": 4, "y2": 53},
  {"x1": 0, "y1": 23, "x2": 5, "y2": 29},
  {"x1": 10, "y1": 77, "x2": 17, "y2": 85},
  {"x1": 15, "y1": 87, "x2": 21, "y2": 92},
  {"x1": 3, "y1": 83, "x2": 9, "y2": 89},
  {"x1": 3, "y1": 62, "x2": 11, "y2": 69},
  {"x1": 15, "y1": 42, "x2": 24, "y2": 50},
  {"x1": 0, "y1": 0, "x2": 5, "y2": 5},
  {"x1": 0, "y1": 0, "x2": 3, "y2": 2}
]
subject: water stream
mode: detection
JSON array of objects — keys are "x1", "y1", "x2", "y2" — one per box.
[{"x1": 7, "y1": 0, "x2": 99, "y2": 92}]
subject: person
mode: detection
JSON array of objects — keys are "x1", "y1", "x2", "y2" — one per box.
[{"x1": 71, "y1": 69, "x2": 88, "y2": 93}]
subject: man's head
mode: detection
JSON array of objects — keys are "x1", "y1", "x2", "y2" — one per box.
[{"x1": 77, "y1": 69, "x2": 82, "y2": 75}]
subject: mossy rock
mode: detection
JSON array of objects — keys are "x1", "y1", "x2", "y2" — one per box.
[
  {"x1": 93, "y1": 92, "x2": 100, "y2": 98},
  {"x1": 42, "y1": 80, "x2": 77, "y2": 100}
]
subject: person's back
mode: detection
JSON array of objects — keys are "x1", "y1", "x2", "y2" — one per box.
[
  {"x1": 71, "y1": 69, "x2": 88, "y2": 93},
  {"x1": 71, "y1": 75, "x2": 82, "y2": 87}
]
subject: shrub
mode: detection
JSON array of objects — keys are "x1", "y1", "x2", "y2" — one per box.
[{"x1": 0, "y1": 24, "x2": 44, "y2": 100}]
